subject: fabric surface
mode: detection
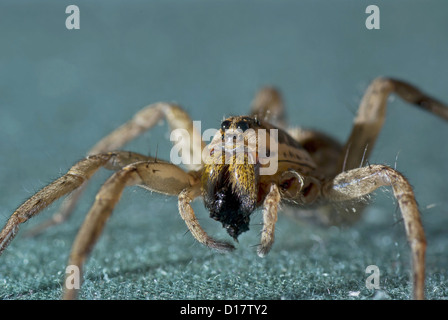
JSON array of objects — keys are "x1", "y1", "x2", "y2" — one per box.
[{"x1": 0, "y1": 0, "x2": 447, "y2": 300}]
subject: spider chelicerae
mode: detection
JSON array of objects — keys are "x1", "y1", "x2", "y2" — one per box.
[{"x1": 1, "y1": 77, "x2": 447, "y2": 299}]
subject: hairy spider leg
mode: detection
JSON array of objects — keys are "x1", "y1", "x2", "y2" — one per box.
[
  {"x1": 0, "y1": 151, "x2": 154, "y2": 255},
  {"x1": 63, "y1": 161, "x2": 233, "y2": 300},
  {"x1": 26, "y1": 102, "x2": 205, "y2": 236}
]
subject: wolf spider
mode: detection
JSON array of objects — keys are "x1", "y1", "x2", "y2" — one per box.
[{"x1": 1, "y1": 78, "x2": 447, "y2": 300}]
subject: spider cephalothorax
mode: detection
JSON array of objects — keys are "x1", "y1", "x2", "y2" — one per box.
[
  {"x1": 1, "y1": 79, "x2": 447, "y2": 300},
  {"x1": 202, "y1": 116, "x2": 262, "y2": 239}
]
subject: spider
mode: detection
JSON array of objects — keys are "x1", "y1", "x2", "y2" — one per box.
[{"x1": 1, "y1": 78, "x2": 447, "y2": 300}]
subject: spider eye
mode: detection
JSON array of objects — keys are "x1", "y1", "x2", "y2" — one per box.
[
  {"x1": 236, "y1": 121, "x2": 250, "y2": 132},
  {"x1": 221, "y1": 120, "x2": 231, "y2": 131}
]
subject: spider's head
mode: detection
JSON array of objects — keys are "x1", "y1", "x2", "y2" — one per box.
[{"x1": 201, "y1": 116, "x2": 262, "y2": 240}]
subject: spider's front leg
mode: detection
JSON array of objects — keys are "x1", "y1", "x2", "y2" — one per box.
[
  {"x1": 179, "y1": 186, "x2": 235, "y2": 253},
  {"x1": 63, "y1": 162, "x2": 233, "y2": 300},
  {"x1": 0, "y1": 151, "x2": 152, "y2": 255},
  {"x1": 257, "y1": 184, "x2": 281, "y2": 257},
  {"x1": 322, "y1": 165, "x2": 426, "y2": 300},
  {"x1": 27, "y1": 102, "x2": 204, "y2": 236}
]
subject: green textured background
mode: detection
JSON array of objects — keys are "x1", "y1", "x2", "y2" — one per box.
[{"x1": 0, "y1": 0, "x2": 447, "y2": 300}]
